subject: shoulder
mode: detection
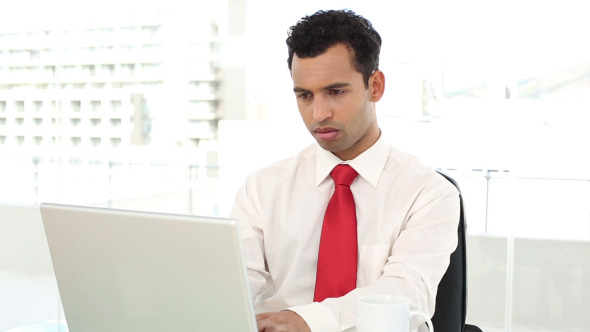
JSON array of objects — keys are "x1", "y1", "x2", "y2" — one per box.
[{"x1": 385, "y1": 146, "x2": 458, "y2": 196}]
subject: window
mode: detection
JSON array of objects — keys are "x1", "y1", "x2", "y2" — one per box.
[
  {"x1": 110, "y1": 137, "x2": 121, "y2": 147},
  {"x1": 140, "y1": 63, "x2": 161, "y2": 76},
  {"x1": 82, "y1": 65, "x2": 96, "y2": 77},
  {"x1": 69, "y1": 101, "x2": 81, "y2": 113},
  {"x1": 14, "y1": 101, "x2": 24, "y2": 112},
  {"x1": 33, "y1": 101, "x2": 42, "y2": 112},
  {"x1": 121, "y1": 64, "x2": 135, "y2": 75},
  {"x1": 10, "y1": 50, "x2": 27, "y2": 62},
  {"x1": 62, "y1": 65, "x2": 76, "y2": 76},
  {"x1": 102, "y1": 64, "x2": 115, "y2": 76},
  {"x1": 142, "y1": 25, "x2": 160, "y2": 39},
  {"x1": 90, "y1": 100, "x2": 100, "y2": 112},
  {"x1": 110, "y1": 118, "x2": 122, "y2": 127},
  {"x1": 28, "y1": 49, "x2": 41, "y2": 61},
  {"x1": 45, "y1": 66, "x2": 56, "y2": 77},
  {"x1": 110, "y1": 100, "x2": 121, "y2": 113}
]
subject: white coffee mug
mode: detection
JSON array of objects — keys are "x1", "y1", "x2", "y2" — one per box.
[{"x1": 356, "y1": 295, "x2": 434, "y2": 332}]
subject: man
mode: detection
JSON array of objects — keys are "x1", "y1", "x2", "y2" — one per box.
[{"x1": 230, "y1": 9, "x2": 460, "y2": 332}]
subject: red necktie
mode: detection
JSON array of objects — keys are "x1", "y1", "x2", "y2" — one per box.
[{"x1": 314, "y1": 164, "x2": 359, "y2": 302}]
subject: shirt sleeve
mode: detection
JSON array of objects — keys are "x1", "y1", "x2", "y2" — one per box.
[
  {"x1": 230, "y1": 178, "x2": 272, "y2": 301},
  {"x1": 291, "y1": 176, "x2": 461, "y2": 332}
]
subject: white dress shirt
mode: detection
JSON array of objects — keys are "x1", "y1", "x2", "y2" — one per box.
[{"x1": 230, "y1": 134, "x2": 460, "y2": 332}]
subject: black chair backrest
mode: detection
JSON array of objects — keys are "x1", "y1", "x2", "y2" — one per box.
[{"x1": 431, "y1": 172, "x2": 467, "y2": 332}]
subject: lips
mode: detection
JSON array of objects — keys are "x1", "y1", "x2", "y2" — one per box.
[{"x1": 315, "y1": 128, "x2": 339, "y2": 141}]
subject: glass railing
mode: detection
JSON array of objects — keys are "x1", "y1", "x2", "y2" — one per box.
[{"x1": 1, "y1": 162, "x2": 589, "y2": 331}]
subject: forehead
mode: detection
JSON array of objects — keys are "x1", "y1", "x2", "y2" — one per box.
[{"x1": 291, "y1": 44, "x2": 363, "y2": 89}]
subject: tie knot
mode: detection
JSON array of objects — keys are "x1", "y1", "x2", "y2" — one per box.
[{"x1": 330, "y1": 164, "x2": 358, "y2": 186}]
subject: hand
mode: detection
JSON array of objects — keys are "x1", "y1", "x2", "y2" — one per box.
[{"x1": 256, "y1": 310, "x2": 311, "y2": 332}]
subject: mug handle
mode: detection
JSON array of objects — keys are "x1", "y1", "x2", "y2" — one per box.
[{"x1": 409, "y1": 311, "x2": 434, "y2": 332}]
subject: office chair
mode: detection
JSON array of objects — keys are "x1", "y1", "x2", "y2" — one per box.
[{"x1": 432, "y1": 172, "x2": 483, "y2": 332}]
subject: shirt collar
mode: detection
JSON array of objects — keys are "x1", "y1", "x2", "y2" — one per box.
[{"x1": 315, "y1": 133, "x2": 389, "y2": 188}]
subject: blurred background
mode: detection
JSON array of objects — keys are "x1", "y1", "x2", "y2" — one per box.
[{"x1": 1, "y1": 0, "x2": 588, "y2": 331}]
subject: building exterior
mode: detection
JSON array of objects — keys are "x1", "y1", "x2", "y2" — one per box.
[
  {"x1": 0, "y1": 10, "x2": 222, "y2": 159},
  {"x1": 0, "y1": 3, "x2": 250, "y2": 208}
]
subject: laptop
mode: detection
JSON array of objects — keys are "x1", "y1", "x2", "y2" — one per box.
[{"x1": 40, "y1": 203, "x2": 258, "y2": 332}]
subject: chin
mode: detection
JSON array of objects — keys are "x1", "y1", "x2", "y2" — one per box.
[{"x1": 317, "y1": 142, "x2": 342, "y2": 154}]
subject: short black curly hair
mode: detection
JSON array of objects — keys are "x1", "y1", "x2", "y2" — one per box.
[{"x1": 286, "y1": 9, "x2": 382, "y2": 87}]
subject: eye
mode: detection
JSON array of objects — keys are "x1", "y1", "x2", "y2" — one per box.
[
  {"x1": 297, "y1": 92, "x2": 312, "y2": 100},
  {"x1": 329, "y1": 89, "x2": 345, "y2": 96}
]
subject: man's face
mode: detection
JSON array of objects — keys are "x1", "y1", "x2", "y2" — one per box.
[{"x1": 291, "y1": 43, "x2": 384, "y2": 161}]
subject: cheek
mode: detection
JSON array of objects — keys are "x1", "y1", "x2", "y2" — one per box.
[
  {"x1": 297, "y1": 104, "x2": 313, "y2": 124},
  {"x1": 349, "y1": 101, "x2": 373, "y2": 129}
]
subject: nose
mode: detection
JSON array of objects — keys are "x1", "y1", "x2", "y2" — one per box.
[{"x1": 312, "y1": 97, "x2": 332, "y2": 122}]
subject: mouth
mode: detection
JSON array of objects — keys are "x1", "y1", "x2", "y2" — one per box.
[{"x1": 315, "y1": 127, "x2": 339, "y2": 141}]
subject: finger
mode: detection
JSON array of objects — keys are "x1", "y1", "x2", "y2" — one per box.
[
  {"x1": 256, "y1": 312, "x2": 273, "y2": 332},
  {"x1": 256, "y1": 316, "x2": 269, "y2": 331},
  {"x1": 256, "y1": 312, "x2": 273, "y2": 321}
]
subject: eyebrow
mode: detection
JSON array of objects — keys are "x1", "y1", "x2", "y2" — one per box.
[{"x1": 293, "y1": 82, "x2": 351, "y2": 93}]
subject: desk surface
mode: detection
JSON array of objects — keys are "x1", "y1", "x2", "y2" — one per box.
[{"x1": 8, "y1": 320, "x2": 358, "y2": 332}]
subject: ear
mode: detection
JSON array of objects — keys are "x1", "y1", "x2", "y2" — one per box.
[{"x1": 369, "y1": 70, "x2": 385, "y2": 102}]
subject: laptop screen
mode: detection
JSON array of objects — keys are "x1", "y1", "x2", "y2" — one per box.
[{"x1": 40, "y1": 203, "x2": 257, "y2": 332}]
